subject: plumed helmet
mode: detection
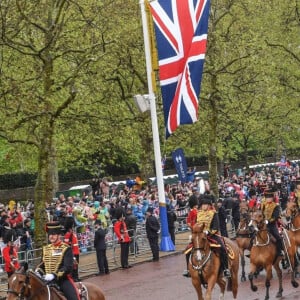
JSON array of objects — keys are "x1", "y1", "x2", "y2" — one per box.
[
  {"x1": 46, "y1": 221, "x2": 63, "y2": 235},
  {"x1": 264, "y1": 189, "x2": 275, "y2": 199},
  {"x1": 200, "y1": 194, "x2": 215, "y2": 206},
  {"x1": 188, "y1": 195, "x2": 198, "y2": 209}
]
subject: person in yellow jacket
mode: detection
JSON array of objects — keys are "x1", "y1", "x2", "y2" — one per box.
[{"x1": 196, "y1": 194, "x2": 231, "y2": 278}]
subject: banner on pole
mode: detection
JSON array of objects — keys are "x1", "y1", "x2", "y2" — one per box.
[{"x1": 172, "y1": 148, "x2": 188, "y2": 183}]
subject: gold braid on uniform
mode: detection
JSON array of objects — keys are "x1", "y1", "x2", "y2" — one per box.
[
  {"x1": 197, "y1": 210, "x2": 217, "y2": 234},
  {"x1": 263, "y1": 202, "x2": 278, "y2": 222},
  {"x1": 42, "y1": 243, "x2": 69, "y2": 278}
]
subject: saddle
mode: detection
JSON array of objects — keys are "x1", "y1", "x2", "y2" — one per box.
[
  {"x1": 207, "y1": 235, "x2": 235, "y2": 260},
  {"x1": 49, "y1": 282, "x2": 88, "y2": 300}
]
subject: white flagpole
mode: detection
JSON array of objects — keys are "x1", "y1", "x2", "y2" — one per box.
[{"x1": 139, "y1": 0, "x2": 174, "y2": 251}]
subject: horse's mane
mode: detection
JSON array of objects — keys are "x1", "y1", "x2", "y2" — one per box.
[{"x1": 28, "y1": 270, "x2": 47, "y2": 286}]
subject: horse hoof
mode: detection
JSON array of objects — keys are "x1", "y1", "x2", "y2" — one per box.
[
  {"x1": 292, "y1": 280, "x2": 299, "y2": 288},
  {"x1": 276, "y1": 292, "x2": 282, "y2": 298},
  {"x1": 251, "y1": 286, "x2": 258, "y2": 292}
]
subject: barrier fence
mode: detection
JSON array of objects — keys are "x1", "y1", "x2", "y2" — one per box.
[{"x1": 0, "y1": 214, "x2": 190, "y2": 297}]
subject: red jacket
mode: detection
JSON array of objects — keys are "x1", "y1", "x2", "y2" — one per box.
[
  {"x1": 114, "y1": 220, "x2": 130, "y2": 243},
  {"x1": 3, "y1": 245, "x2": 20, "y2": 273},
  {"x1": 186, "y1": 208, "x2": 198, "y2": 228},
  {"x1": 64, "y1": 231, "x2": 80, "y2": 255}
]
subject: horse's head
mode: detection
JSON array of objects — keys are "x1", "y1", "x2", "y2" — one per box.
[
  {"x1": 286, "y1": 201, "x2": 298, "y2": 220},
  {"x1": 191, "y1": 223, "x2": 209, "y2": 262},
  {"x1": 7, "y1": 267, "x2": 29, "y2": 300},
  {"x1": 249, "y1": 211, "x2": 266, "y2": 231}
]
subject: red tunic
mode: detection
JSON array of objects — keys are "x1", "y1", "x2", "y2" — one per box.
[
  {"x1": 3, "y1": 245, "x2": 20, "y2": 273},
  {"x1": 114, "y1": 220, "x2": 130, "y2": 243},
  {"x1": 64, "y1": 232, "x2": 80, "y2": 255},
  {"x1": 186, "y1": 208, "x2": 198, "y2": 228}
]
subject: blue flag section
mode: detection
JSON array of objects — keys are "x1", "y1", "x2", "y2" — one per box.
[
  {"x1": 149, "y1": 0, "x2": 211, "y2": 138},
  {"x1": 172, "y1": 148, "x2": 188, "y2": 183}
]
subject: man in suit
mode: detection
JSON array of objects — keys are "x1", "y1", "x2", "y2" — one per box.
[{"x1": 94, "y1": 220, "x2": 109, "y2": 275}]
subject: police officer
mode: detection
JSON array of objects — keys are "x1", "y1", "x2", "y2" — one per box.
[
  {"x1": 197, "y1": 194, "x2": 231, "y2": 278},
  {"x1": 261, "y1": 190, "x2": 285, "y2": 257},
  {"x1": 35, "y1": 221, "x2": 79, "y2": 300}
]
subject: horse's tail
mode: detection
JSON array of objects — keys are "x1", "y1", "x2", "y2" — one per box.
[{"x1": 226, "y1": 277, "x2": 232, "y2": 292}]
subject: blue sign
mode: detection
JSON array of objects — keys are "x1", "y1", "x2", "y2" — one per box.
[{"x1": 172, "y1": 148, "x2": 188, "y2": 183}]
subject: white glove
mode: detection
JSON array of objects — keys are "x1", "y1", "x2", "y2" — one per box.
[
  {"x1": 204, "y1": 230, "x2": 209, "y2": 235},
  {"x1": 44, "y1": 274, "x2": 55, "y2": 281},
  {"x1": 265, "y1": 220, "x2": 269, "y2": 225},
  {"x1": 35, "y1": 271, "x2": 42, "y2": 278}
]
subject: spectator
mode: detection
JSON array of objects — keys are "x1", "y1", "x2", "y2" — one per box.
[
  {"x1": 145, "y1": 207, "x2": 160, "y2": 262},
  {"x1": 114, "y1": 207, "x2": 132, "y2": 269},
  {"x1": 186, "y1": 167, "x2": 196, "y2": 183},
  {"x1": 166, "y1": 204, "x2": 177, "y2": 246},
  {"x1": 94, "y1": 220, "x2": 109, "y2": 275}
]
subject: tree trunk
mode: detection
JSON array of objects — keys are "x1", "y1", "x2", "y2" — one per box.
[{"x1": 34, "y1": 124, "x2": 57, "y2": 250}]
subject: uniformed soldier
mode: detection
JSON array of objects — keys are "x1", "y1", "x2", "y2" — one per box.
[
  {"x1": 261, "y1": 190, "x2": 285, "y2": 257},
  {"x1": 35, "y1": 221, "x2": 80, "y2": 300},
  {"x1": 182, "y1": 195, "x2": 199, "y2": 277},
  {"x1": 197, "y1": 194, "x2": 231, "y2": 278}
]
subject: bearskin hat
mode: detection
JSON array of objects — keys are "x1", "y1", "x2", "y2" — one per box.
[{"x1": 188, "y1": 195, "x2": 198, "y2": 209}]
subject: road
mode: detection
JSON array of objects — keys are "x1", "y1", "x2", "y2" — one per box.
[{"x1": 84, "y1": 254, "x2": 300, "y2": 300}]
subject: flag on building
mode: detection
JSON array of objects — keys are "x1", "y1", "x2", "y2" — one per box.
[{"x1": 149, "y1": 0, "x2": 210, "y2": 138}]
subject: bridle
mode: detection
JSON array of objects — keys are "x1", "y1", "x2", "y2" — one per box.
[
  {"x1": 191, "y1": 229, "x2": 212, "y2": 271},
  {"x1": 7, "y1": 273, "x2": 28, "y2": 300},
  {"x1": 7, "y1": 272, "x2": 51, "y2": 300}
]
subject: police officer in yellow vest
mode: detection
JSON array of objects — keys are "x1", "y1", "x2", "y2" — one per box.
[
  {"x1": 35, "y1": 221, "x2": 80, "y2": 300},
  {"x1": 197, "y1": 194, "x2": 231, "y2": 278},
  {"x1": 261, "y1": 190, "x2": 285, "y2": 257}
]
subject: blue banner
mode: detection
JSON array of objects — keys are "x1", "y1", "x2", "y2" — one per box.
[{"x1": 172, "y1": 148, "x2": 188, "y2": 183}]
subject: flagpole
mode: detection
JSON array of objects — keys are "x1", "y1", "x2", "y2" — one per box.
[{"x1": 139, "y1": 0, "x2": 174, "y2": 251}]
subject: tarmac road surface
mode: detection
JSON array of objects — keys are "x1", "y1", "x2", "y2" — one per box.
[{"x1": 84, "y1": 253, "x2": 300, "y2": 300}]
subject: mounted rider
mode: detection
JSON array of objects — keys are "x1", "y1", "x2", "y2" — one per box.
[
  {"x1": 196, "y1": 194, "x2": 231, "y2": 278},
  {"x1": 261, "y1": 189, "x2": 285, "y2": 257},
  {"x1": 294, "y1": 178, "x2": 300, "y2": 209},
  {"x1": 35, "y1": 221, "x2": 80, "y2": 300}
]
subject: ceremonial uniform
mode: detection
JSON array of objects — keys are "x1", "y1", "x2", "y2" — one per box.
[
  {"x1": 114, "y1": 207, "x2": 132, "y2": 268},
  {"x1": 197, "y1": 194, "x2": 231, "y2": 278},
  {"x1": 183, "y1": 195, "x2": 198, "y2": 277},
  {"x1": 262, "y1": 191, "x2": 285, "y2": 257},
  {"x1": 36, "y1": 222, "x2": 79, "y2": 300},
  {"x1": 64, "y1": 229, "x2": 80, "y2": 281},
  {"x1": 294, "y1": 179, "x2": 300, "y2": 209}
]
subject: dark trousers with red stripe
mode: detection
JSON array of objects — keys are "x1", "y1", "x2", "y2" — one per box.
[{"x1": 60, "y1": 276, "x2": 80, "y2": 300}]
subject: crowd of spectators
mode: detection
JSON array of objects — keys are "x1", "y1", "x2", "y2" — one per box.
[{"x1": 0, "y1": 159, "x2": 299, "y2": 265}]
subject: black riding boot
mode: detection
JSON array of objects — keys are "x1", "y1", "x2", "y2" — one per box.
[{"x1": 221, "y1": 252, "x2": 231, "y2": 278}]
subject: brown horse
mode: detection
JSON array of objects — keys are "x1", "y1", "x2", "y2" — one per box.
[
  {"x1": 285, "y1": 201, "x2": 300, "y2": 245},
  {"x1": 189, "y1": 223, "x2": 239, "y2": 300},
  {"x1": 235, "y1": 212, "x2": 255, "y2": 282},
  {"x1": 248, "y1": 211, "x2": 284, "y2": 300},
  {"x1": 7, "y1": 265, "x2": 105, "y2": 300},
  {"x1": 285, "y1": 201, "x2": 300, "y2": 277}
]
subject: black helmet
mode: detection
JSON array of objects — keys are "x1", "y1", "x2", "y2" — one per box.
[{"x1": 188, "y1": 195, "x2": 198, "y2": 209}]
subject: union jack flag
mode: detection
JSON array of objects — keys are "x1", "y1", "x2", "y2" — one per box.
[{"x1": 149, "y1": 0, "x2": 210, "y2": 138}]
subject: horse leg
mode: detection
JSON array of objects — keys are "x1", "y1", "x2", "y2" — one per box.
[
  {"x1": 240, "y1": 249, "x2": 246, "y2": 282},
  {"x1": 288, "y1": 245, "x2": 299, "y2": 288},
  {"x1": 273, "y1": 259, "x2": 283, "y2": 298},
  {"x1": 190, "y1": 270, "x2": 204, "y2": 300},
  {"x1": 216, "y1": 276, "x2": 226, "y2": 300},
  {"x1": 248, "y1": 262, "x2": 258, "y2": 292},
  {"x1": 264, "y1": 264, "x2": 274, "y2": 300},
  {"x1": 231, "y1": 260, "x2": 239, "y2": 299},
  {"x1": 205, "y1": 276, "x2": 217, "y2": 300}
]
